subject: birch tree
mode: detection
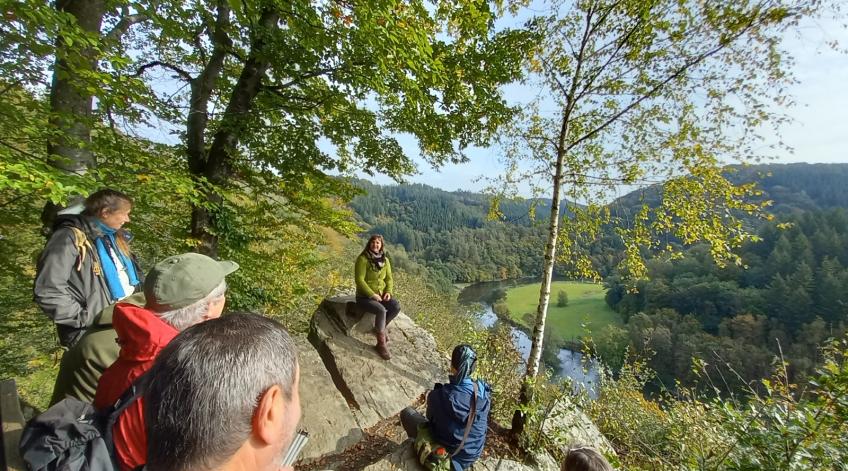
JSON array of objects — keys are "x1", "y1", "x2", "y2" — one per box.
[{"x1": 498, "y1": 0, "x2": 842, "y2": 433}]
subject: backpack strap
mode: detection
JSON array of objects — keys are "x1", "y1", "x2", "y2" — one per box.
[
  {"x1": 450, "y1": 381, "x2": 478, "y2": 459},
  {"x1": 68, "y1": 226, "x2": 100, "y2": 275},
  {"x1": 102, "y1": 371, "x2": 150, "y2": 465}
]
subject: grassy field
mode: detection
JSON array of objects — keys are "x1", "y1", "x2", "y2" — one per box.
[{"x1": 502, "y1": 280, "x2": 622, "y2": 341}]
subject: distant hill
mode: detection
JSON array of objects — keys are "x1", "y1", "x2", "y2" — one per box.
[
  {"x1": 611, "y1": 163, "x2": 848, "y2": 217},
  {"x1": 349, "y1": 163, "x2": 848, "y2": 285},
  {"x1": 732, "y1": 163, "x2": 848, "y2": 213}
]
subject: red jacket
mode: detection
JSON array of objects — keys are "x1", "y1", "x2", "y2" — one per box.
[{"x1": 93, "y1": 303, "x2": 178, "y2": 471}]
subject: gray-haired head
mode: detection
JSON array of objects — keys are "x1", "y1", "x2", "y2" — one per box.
[
  {"x1": 154, "y1": 280, "x2": 227, "y2": 331},
  {"x1": 145, "y1": 312, "x2": 299, "y2": 471}
]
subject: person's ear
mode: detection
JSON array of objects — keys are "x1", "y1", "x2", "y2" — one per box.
[{"x1": 252, "y1": 385, "x2": 285, "y2": 445}]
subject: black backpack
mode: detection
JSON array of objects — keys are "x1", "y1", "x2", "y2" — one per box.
[{"x1": 19, "y1": 375, "x2": 146, "y2": 471}]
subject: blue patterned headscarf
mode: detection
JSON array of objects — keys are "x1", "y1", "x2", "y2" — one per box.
[{"x1": 449, "y1": 344, "x2": 477, "y2": 384}]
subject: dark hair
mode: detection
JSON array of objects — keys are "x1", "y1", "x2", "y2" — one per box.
[
  {"x1": 451, "y1": 344, "x2": 477, "y2": 381},
  {"x1": 83, "y1": 189, "x2": 133, "y2": 255},
  {"x1": 82, "y1": 189, "x2": 132, "y2": 218},
  {"x1": 361, "y1": 234, "x2": 385, "y2": 254},
  {"x1": 145, "y1": 313, "x2": 298, "y2": 471},
  {"x1": 562, "y1": 446, "x2": 612, "y2": 471}
]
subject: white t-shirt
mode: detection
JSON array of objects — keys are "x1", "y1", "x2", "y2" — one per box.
[{"x1": 108, "y1": 246, "x2": 135, "y2": 300}]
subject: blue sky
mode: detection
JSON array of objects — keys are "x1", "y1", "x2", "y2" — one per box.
[{"x1": 368, "y1": 14, "x2": 848, "y2": 194}]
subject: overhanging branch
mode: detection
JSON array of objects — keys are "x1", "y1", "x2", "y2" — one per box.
[
  {"x1": 133, "y1": 61, "x2": 194, "y2": 81},
  {"x1": 105, "y1": 6, "x2": 148, "y2": 41}
]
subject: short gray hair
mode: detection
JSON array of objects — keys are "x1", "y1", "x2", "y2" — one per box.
[
  {"x1": 154, "y1": 280, "x2": 227, "y2": 331},
  {"x1": 145, "y1": 312, "x2": 298, "y2": 471}
]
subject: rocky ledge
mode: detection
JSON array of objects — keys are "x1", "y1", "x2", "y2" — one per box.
[{"x1": 292, "y1": 295, "x2": 613, "y2": 469}]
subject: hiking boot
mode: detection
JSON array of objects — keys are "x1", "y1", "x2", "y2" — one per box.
[
  {"x1": 372, "y1": 326, "x2": 389, "y2": 343},
  {"x1": 375, "y1": 331, "x2": 391, "y2": 360}
]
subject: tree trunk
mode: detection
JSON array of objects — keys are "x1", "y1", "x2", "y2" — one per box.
[
  {"x1": 41, "y1": 0, "x2": 106, "y2": 232},
  {"x1": 188, "y1": 10, "x2": 278, "y2": 257},
  {"x1": 512, "y1": 113, "x2": 569, "y2": 434}
]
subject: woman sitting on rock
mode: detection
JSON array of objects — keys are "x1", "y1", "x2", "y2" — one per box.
[
  {"x1": 400, "y1": 344, "x2": 492, "y2": 471},
  {"x1": 354, "y1": 234, "x2": 400, "y2": 360}
]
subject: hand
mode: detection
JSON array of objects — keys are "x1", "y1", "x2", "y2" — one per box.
[
  {"x1": 371, "y1": 294, "x2": 382, "y2": 302},
  {"x1": 382, "y1": 292, "x2": 392, "y2": 301}
]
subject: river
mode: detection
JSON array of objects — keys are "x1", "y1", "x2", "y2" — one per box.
[{"x1": 458, "y1": 279, "x2": 601, "y2": 398}]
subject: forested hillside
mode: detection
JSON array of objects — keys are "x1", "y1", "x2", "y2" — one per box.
[
  {"x1": 601, "y1": 208, "x2": 848, "y2": 394},
  {"x1": 350, "y1": 181, "x2": 553, "y2": 284},
  {"x1": 351, "y1": 163, "x2": 848, "y2": 286}
]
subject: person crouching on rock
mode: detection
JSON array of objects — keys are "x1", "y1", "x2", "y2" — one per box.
[
  {"x1": 354, "y1": 234, "x2": 400, "y2": 360},
  {"x1": 400, "y1": 344, "x2": 492, "y2": 471}
]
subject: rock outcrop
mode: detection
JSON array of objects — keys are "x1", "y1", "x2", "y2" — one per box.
[
  {"x1": 308, "y1": 296, "x2": 446, "y2": 428},
  {"x1": 295, "y1": 336, "x2": 362, "y2": 459},
  {"x1": 540, "y1": 398, "x2": 615, "y2": 456},
  {"x1": 294, "y1": 295, "x2": 611, "y2": 469},
  {"x1": 362, "y1": 440, "x2": 555, "y2": 471}
]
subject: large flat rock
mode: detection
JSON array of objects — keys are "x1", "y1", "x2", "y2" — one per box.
[
  {"x1": 473, "y1": 458, "x2": 539, "y2": 471},
  {"x1": 309, "y1": 296, "x2": 446, "y2": 428},
  {"x1": 541, "y1": 397, "x2": 616, "y2": 458},
  {"x1": 362, "y1": 440, "x2": 420, "y2": 471},
  {"x1": 363, "y1": 441, "x2": 545, "y2": 471},
  {"x1": 294, "y1": 336, "x2": 362, "y2": 460}
]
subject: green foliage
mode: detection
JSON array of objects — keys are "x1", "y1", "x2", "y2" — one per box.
[
  {"x1": 584, "y1": 336, "x2": 848, "y2": 470},
  {"x1": 486, "y1": 0, "x2": 841, "y2": 392},
  {"x1": 0, "y1": 196, "x2": 62, "y2": 411},
  {"x1": 472, "y1": 324, "x2": 525, "y2": 424},
  {"x1": 490, "y1": 0, "x2": 841, "y2": 283}
]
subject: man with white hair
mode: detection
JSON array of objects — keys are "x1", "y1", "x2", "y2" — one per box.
[
  {"x1": 144, "y1": 313, "x2": 301, "y2": 471},
  {"x1": 92, "y1": 252, "x2": 238, "y2": 471}
]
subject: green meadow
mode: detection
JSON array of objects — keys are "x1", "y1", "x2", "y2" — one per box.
[{"x1": 502, "y1": 281, "x2": 622, "y2": 341}]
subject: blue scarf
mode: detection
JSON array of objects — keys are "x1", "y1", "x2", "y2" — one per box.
[{"x1": 94, "y1": 220, "x2": 139, "y2": 301}]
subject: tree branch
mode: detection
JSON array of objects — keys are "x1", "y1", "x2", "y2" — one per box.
[
  {"x1": 133, "y1": 61, "x2": 194, "y2": 81},
  {"x1": 187, "y1": 0, "x2": 232, "y2": 175},
  {"x1": 566, "y1": 13, "x2": 766, "y2": 153},
  {"x1": 105, "y1": 6, "x2": 148, "y2": 41},
  {"x1": 263, "y1": 64, "x2": 353, "y2": 91},
  {"x1": 575, "y1": 12, "x2": 650, "y2": 103}
]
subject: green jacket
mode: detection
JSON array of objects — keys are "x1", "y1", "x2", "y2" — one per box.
[
  {"x1": 49, "y1": 292, "x2": 146, "y2": 405},
  {"x1": 355, "y1": 253, "x2": 393, "y2": 298}
]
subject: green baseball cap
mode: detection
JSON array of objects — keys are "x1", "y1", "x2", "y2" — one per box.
[{"x1": 144, "y1": 253, "x2": 239, "y2": 311}]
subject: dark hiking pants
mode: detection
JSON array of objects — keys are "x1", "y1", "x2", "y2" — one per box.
[
  {"x1": 401, "y1": 407, "x2": 428, "y2": 439},
  {"x1": 355, "y1": 297, "x2": 401, "y2": 332}
]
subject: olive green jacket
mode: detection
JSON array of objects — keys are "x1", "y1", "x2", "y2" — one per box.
[
  {"x1": 355, "y1": 253, "x2": 393, "y2": 298},
  {"x1": 49, "y1": 292, "x2": 146, "y2": 405}
]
